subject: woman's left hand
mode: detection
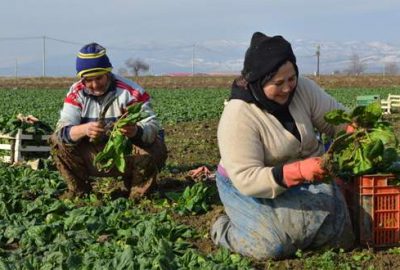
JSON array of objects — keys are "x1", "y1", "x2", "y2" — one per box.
[{"x1": 119, "y1": 124, "x2": 138, "y2": 138}]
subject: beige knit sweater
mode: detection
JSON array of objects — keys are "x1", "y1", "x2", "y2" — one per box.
[{"x1": 218, "y1": 76, "x2": 345, "y2": 198}]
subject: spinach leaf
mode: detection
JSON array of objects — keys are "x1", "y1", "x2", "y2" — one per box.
[{"x1": 323, "y1": 102, "x2": 399, "y2": 177}]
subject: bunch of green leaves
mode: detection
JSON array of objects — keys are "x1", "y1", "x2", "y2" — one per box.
[
  {"x1": 93, "y1": 103, "x2": 148, "y2": 173},
  {"x1": 166, "y1": 182, "x2": 217, "y2": 215},
  {"x1": 0, "y1": 114, "x2": 53, "y2": 136},
  {"x1": 323, "y1": 102, "x2": 399, "y2": 177}
]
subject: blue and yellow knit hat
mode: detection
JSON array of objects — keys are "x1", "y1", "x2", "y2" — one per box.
[{"x1": 76, "y1": 43, "x2": 113, "y2": 78}]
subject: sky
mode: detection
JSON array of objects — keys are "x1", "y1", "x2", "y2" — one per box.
[{"x1": 1, "y1": 0, "x2": 400, "y2": 76}]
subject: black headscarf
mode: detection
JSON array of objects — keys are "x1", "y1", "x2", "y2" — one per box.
[
  {"x1": 229, "y1": 31, "x2": 301, "y2": 140},
  {"x1": 230, "y1": 61, "x2": 299, "y2": 113},
  {"x1": 236, "y1": 31, "x2": 299, "y2": 113},
  {"x1": 241, "y1": 32, "x2": 296, "y2": 84}
]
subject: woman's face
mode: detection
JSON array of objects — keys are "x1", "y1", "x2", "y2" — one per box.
[
  {"x1": 83, "y1": 73, "x2": 110, "y2": 96},
  {"x1": 262, "y1": 61, "x2": 297, "y2": 105}
]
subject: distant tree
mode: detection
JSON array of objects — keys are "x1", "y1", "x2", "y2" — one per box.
[
  {"x1": 384, "y1": 62, "x2": 399, "y2": 75},
  {"x1": 124, "y1": 58, "x2": 150, "y2": 76},
  {"x1": 345, "y1": 53, "x2": 366, "y2": 75},
  {"x1": 117, "y1": 67, "x2": 129, "y2": 76}
]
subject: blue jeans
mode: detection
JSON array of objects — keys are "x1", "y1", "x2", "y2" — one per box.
[{"x1": 211, "y1": 172, "x2": 354, "y2": 259}]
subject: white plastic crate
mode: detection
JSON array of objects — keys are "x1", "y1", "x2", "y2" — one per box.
[{"x1": 0, "y1": 129, "x2": 51, "y2": 163}]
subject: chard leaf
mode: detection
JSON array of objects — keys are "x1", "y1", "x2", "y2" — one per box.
[
  {"x1": 323, "y1": 102, "x2": 399, "y2": 177},
  {"x1": 369, "y1": 126, "x2": 398, "y2": 147},
  {"x1": 324, "y1": 109, "x2": 352, "y2": 125},
  {"x1": 363, "y1": 139, "x2": 384, "y2": 160},
  {"x1": 115, "y1": 153, "x2": 126, "y2": 173},
  {"x1": 93, "y1": 103, "x2": 148, "y2": 173},
  {"x1": 127, "y1": 102, "x2": 143, "y2": 114},
  {"x1": 382, "y1": 148, "x2": 398, "y2": 165},
  {"x1": 352, "y1": 102, "x2": 382, "y2": 128}
]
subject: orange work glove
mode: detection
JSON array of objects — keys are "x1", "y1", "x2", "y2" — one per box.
[{"x1": 282, "y1": 157, "x2": 326, "y2": 187}]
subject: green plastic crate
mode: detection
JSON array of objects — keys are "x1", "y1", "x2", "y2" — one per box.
[{"x1": 356, "y1": 95, "x2": 380, "y2": 106}]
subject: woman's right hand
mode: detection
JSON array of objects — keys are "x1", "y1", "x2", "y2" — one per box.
[
  {"x1": 345, "y1": 123, "x2": 357, "y2": 134},
  {"x1": 282, "y1": 157, "x2": 326, "y2": 187}
]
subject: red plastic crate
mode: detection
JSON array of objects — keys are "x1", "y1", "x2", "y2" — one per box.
[{"x1": 343, "y1": 174, "x2": 400, "y2": 248}]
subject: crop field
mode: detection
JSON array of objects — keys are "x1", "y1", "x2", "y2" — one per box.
[{"x1": 1, "y1": 76, "x2": 400, "y2": 269}]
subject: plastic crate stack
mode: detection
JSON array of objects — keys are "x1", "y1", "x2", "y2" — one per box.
[
  {"x1": 0, "y1": 129, "x2": 51, "y2": 163},
  {"x1": 340, "y1": 174, "x2": 400, "y2": 248}
]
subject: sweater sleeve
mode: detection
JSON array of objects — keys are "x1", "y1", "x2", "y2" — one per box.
[
  {"x1": 299, "y1": 77, "x2": 347, "y2": 137},
  {"x1": 55, "y1": 86, "x2": 84, "y2": 144},
  {"x1": 116, "y1": 75, "x2": 162, "y2": 145},
  {"x1": 218, "y1": 101, "x2": 286, "y2": 198},
  {"x1": 135, "y1": 99, "x2": 161, "y2": 145}
]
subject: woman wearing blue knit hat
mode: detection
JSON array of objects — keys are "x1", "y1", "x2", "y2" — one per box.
[{"x1": 49, "y1": 42, "x2": 167, "y2": 200}]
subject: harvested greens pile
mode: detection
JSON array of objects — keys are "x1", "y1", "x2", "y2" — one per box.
[
  {"x1": 93, "y1": 103, "x2": 148, "y2": 173},
  {"x1": 0, "y1": 114, "x2": 53, "y2": 136},
  {"x1": 322, "y1": 102, "x2": 399, "y2": 179}
]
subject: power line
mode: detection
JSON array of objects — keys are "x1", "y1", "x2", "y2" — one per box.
[
  {"x1": 0, "y1": 35, "x2": 192, "y2": 51},
  {"x1": 45, "y1": 36, "x2": 83, "y2": 46},
  {"x1": 0, "y1": 35, "x2": 202, "y2": 76},
  {"x1": 0, "y1": 36, "x2": 43, "y2": 41},
  {"x1": 107, "y1": 44, "x2": 193, "y2": 52}
]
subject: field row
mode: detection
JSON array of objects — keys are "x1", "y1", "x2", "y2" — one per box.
[
  {"x1": 2, "y1": 75, "x2": 400, "y2": 89},
  {"x1": 1, "y1": 87, "x2": 400, "y2": 127}
]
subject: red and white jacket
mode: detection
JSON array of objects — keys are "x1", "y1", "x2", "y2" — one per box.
[{"x1": 56, "y1": 73, "x2": 160, "y2": 145}]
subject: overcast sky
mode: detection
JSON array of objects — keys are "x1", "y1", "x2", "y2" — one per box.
[{"x1": 1, "y1": 0, "x2": 399, "y2": 76}]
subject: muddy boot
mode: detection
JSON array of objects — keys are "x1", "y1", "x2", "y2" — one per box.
[
  {"x1": 126, "y1": 147, "x2": 160, "y2": 200},
  {"x1": 126, "y1": 155, "x2": 159, "y2": 200},
  {"x1": 49, "y1": 134, "x2": 92, "y2": 197},
  {"x1": 128, "y1": 171, "x2": 158, "y2": 201},
  {"x1": 123, "y1": 136, "x2": 167, "y2": 201},
  {"x1": 62, "y1": 174, "x2": 92, "y2": 197}
]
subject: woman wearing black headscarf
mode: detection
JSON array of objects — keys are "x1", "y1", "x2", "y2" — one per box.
[{"x1": 211, "y1": 32, "x2": 354, "y2": 259}]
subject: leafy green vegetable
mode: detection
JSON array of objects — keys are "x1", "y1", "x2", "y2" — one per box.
[
  {"x1": 166, "y1": 182, "x2": 217, "y2": 216},
  {"x1": 323, "y1": 102, "x2": 399, "y2": 177},
  {"x1": 93, "y1": 103, "x2": 148, "y2": 173},
  {"x1": 0, "y1": 163, "x2": 253, "y2": 269}
]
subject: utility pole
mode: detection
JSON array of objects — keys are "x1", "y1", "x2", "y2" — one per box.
[
  {"x1": 42, "y1": 35, "x2": 46, "y2": 77},
  {"x1": 316, "y1": 44, "x2": 320, "y2": 77},
  {"x1": 15, "y1": 58, "x2": 18, "y2": 78},
  {"x1": 192, "y1": 44, "x2": 195, "y2": 76},
  {"x1": 15, "y1": 58, "x2": 18, "y2": 89}
]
